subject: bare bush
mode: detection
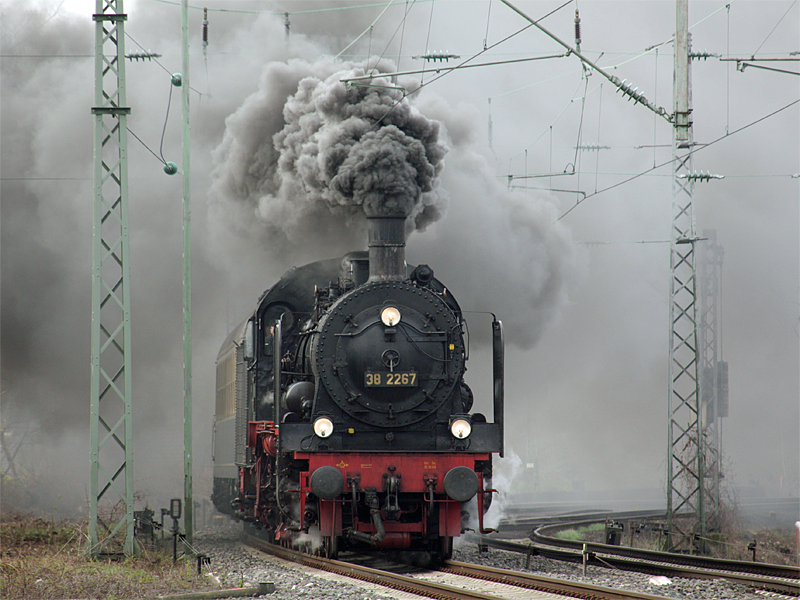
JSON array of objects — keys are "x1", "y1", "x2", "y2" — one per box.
[{"x1": 1, "y1": 512, "x2": 217, "y2": 599}]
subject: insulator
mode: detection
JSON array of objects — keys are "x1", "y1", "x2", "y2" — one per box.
[
  {"x1": 574, "y1": 9, "x2": 582, "y2": 47},
  {"x1": 690, "y1": 49, "x2": 716, "y2": 61},
  {"x1": 614, "y1": 78, "x2": 647, "y2": 104},
  {"x1": 126, "y1": 51, "x2": 161, "y2": 61},
  {"x1": 202, "y1": 8, "x2": 208, "y2": 46},
  {"x1": 678, "y1": 170, "x2": 724, "y2": 182}
]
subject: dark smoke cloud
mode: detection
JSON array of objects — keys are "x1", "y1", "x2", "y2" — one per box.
[
  {"x1": 330, "y1": 125, "x2": 441, "y2": 219},
  {"x1": 209, "y1": 59, "x2": 447, "y2": 265},
  {"x1": 208, "y1": 59, "x2": 573, "y2": 349}
]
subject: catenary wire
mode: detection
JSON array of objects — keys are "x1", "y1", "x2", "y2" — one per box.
[
  {"x1": 595, "y1": 83, "x2": 604, "y2": 193},
  {"x1": 483, "y1": 0, "x2": 493, "y2": 50},
  {"x1": 396, "y1": 0, "x2": 413, "y2": 73},
  {"x1": 334, "y1": 2, "x2": 395, "y2": 60},
  {"x1": 128, "y1": 127, "x2": 171, "y2": 167},
  {"x1": 726, "y1": 4, "x2": 731, "y2": 135},
  {"x1": 420, "y1": 0, "x2": 436, "y2": 85},
  {"x1": 751, "y1": 0, "x2": 797, "y2": 57},
  {"x1": 149, "y1": 0, "x2": 433, "y2": 16},
  {"x1": 494, "y1": 2, "x2": 729, "y2": 103},
  {"x1": 159, "y1": 82, "x2": 175, "y2": 164},
  {"x1": 555, "y1": 97, "x2": 800, "y2": 221},
  {"x1": 369, "y1": 0, "x2": 419, "y2": 76},
  {"x1": 368, "y1": 0, "x2": 573, "y2": 126},
  {"x1": 510, "y1": 78, "x2": 602, "y2": 162}
]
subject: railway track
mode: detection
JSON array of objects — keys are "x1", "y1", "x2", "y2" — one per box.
[
  {"x1": 467, "y1": 528, "x2": 799, "y2": 597},
  {"x1": 244, "y1": 534, "x2": 680, "y2": 600},
  {"x1": 532, "y1": 520, "x2": 799, "y2": 580},
  {"x1": 495, "y1": 510, "x2": 667, "y2": 538}
]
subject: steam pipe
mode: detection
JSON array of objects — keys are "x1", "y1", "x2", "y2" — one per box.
[
  {"x1": 478, "y1": 477, "x2": 498, "y2": 534},
  {"x1": 348, "y1": 492, "x2": 386, "y2": 545}
]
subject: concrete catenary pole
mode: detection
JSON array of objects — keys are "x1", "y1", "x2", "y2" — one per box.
[{"x1": 181, "y1": 0, "x2": 193, "y2": 545}]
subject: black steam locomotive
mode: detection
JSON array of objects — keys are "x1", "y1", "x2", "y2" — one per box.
[{"x1": 212, "y1": 213, "x2": 504, "y2": 559}]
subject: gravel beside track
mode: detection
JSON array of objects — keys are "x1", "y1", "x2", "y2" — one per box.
[
  {"x1": 193, "y1": 520, "x2": 784, "y2": 600},
  {"x1": 194, "y1": 521, "x2": 398, "y2": 600}
]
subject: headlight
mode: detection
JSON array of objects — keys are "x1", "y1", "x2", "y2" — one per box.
[
  {"x1": 380, "y1": 306, "x2": 401, "y2": 326},
  {"x1": 450, "y1": 417, "x2": 472, "y2": 439},
  {"x1": 313, "y1": 416, "x2": 334, "y2": 438}
]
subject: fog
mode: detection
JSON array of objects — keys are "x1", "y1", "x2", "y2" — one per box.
[{"x1": 1, "y1": 0, "x2": 797, "y2": 518}]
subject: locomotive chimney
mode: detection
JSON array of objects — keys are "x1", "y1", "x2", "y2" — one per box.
[{"x1": 367, "y1": 215, "x2": 406, "y2": 281}]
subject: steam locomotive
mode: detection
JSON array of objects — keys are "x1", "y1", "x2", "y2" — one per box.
[{"x1": 211, "y1": 213, "x2": 504, "y2": 560}]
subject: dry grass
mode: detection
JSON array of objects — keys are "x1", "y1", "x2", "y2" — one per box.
[
  {"x1": 1, "y1": 512, "x2": 219, "y2": 600},
  {"x1": 724, "y1": 526, "x2": 798, "y2": 564}
]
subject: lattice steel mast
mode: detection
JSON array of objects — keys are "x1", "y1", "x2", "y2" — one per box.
[
  {"x1": 88, "y1": 0, "x2": 135, "y2": 557},
  {"x1": 666, "y1": 0, "x2": 704, "y2": 553}
]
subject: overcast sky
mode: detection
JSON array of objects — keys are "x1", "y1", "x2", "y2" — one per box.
[{"x1": 1, "y1": 0, "x2": 797, "y2": 515}]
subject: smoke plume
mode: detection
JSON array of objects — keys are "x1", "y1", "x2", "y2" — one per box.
[
  {"x1": 208, "y1": 60, "x2": 574, "y2": 348},
  {"x1": 209, "y1": 59, "x2": 447, "y2": 264}
]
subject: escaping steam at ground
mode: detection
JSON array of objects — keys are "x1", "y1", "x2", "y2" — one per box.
[
  {"x1": 457, "y1": 451, "x2": 523, "y2": 546},
  {"x1": 293, "y1": 526, "x2": 324, "y2": 554}
]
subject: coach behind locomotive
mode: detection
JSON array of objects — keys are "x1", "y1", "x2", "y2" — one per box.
[{"x1": 212, "y1": 212, "x2": 504, "y2": 559}]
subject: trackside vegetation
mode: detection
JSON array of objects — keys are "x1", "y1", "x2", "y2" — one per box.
[{"x1": 0, "y1": 513, "x2": 218, "y2": 600}]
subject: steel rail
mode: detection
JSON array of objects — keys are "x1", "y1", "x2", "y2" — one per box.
[
  {"x1": 244, "y1": 534, "x2": 674, "y2": 600},
  {"x1": 497, "y1": 510, "x2": 667, "y2": 535},
  {"x1": 467, "y1": 535, "x2": 799, "y2": 596},
  {"x1": 532, "y1": 521, "x2": 800, "y2": 580},
  {"x1": 441, "y1": 560, "x2": 673, "y2": 600}
]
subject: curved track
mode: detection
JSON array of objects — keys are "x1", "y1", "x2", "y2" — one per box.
[
  {"x1": 532, "y1": 520, "x2": 799, "y2": 580},
  {"x1": 465, "y1": 514, "x2": 799, "y2": 598}
]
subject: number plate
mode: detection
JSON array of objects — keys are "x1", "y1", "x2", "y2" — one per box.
[{"x1": 364, "y1": 371, "x2": 418, "y2": 387}]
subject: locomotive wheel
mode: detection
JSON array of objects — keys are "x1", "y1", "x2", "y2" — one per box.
[{"x1": 323, "y1": 535, "x2": 338, "y2": 559}]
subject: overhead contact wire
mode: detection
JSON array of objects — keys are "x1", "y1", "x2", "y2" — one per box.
[
  {"x1": 368, "y1": 0, "x2": 572, "y2": 127},
  {"x1": 595, "y1": 83, "x2": 603, "y2": 193},
  {"x1": 420, "y1": 0, "x2": 436, "y2": 86},
  {"x1": 149, "y1": 0, "x2": 434, "y2": 16},
  {"x1": 751, "y1": 0, "x2": 797, "y2": 57},
  {"x1": 372, "y1": 0, "x2": 418, "y2": 79},
  {"x1": 334, "y1": 1, "x2": 395, "y2": 60},
  {"x1": 159, "y1": 82, "x2": 175, "y2": 164},
  {"x1": 556, "y1": 98, "x2": 800, "y2": 221}
]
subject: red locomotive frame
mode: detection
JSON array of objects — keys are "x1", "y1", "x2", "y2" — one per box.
[{"x1": 242, "y1": 420, "x2": 496, "y2": 553}]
